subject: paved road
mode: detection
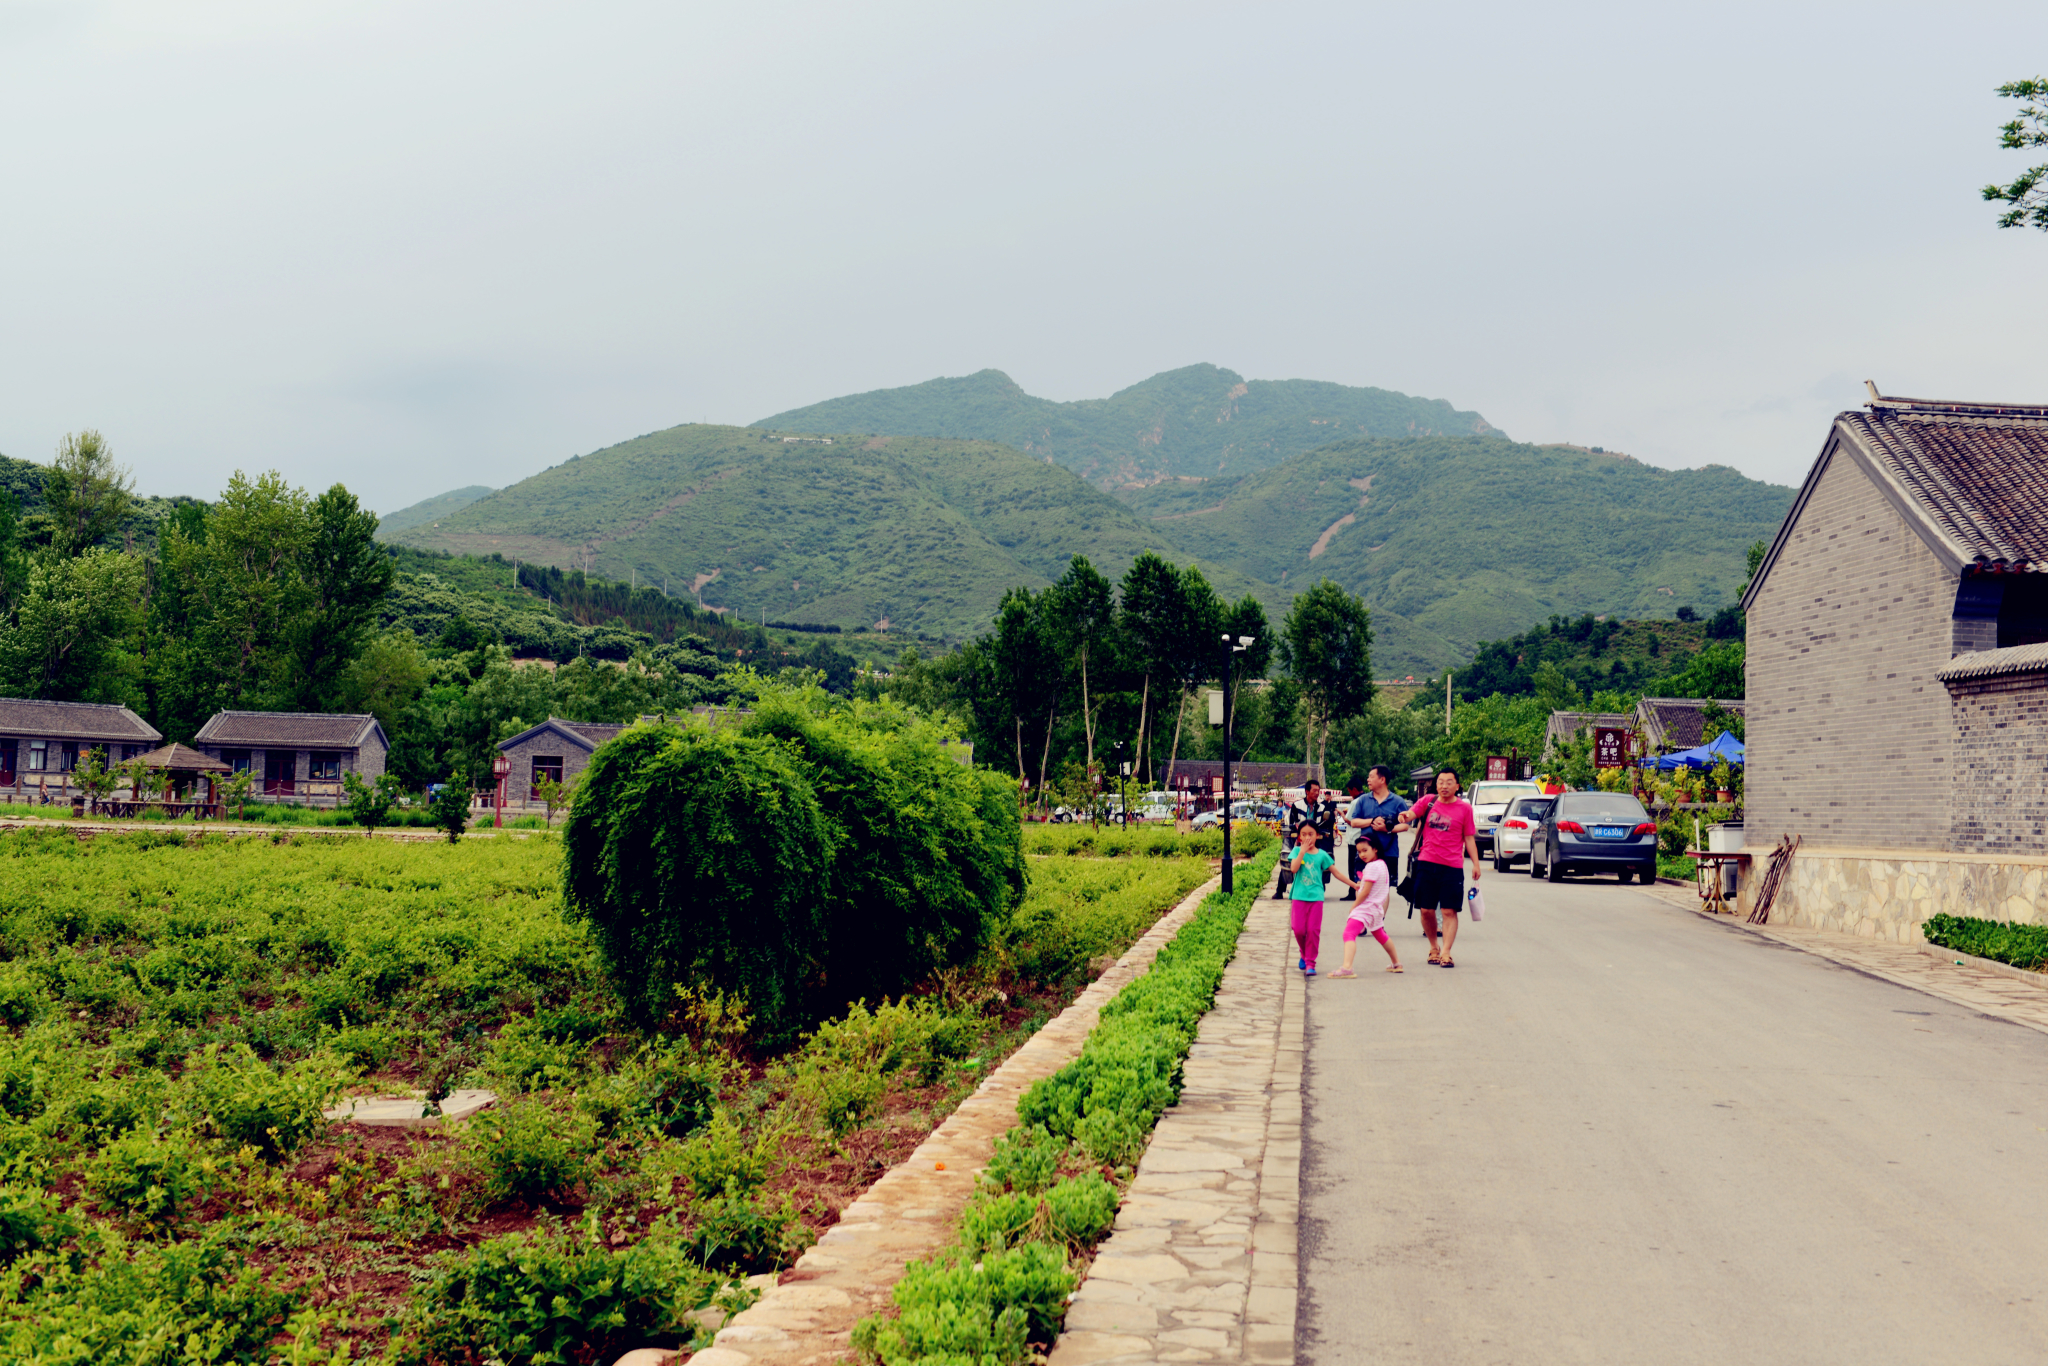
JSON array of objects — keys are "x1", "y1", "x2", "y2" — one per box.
[{"x1": 1299, "y1": 851, "x2": 2048, "y2": 1365}]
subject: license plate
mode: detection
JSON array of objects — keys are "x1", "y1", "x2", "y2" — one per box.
[{"x1": 1591, "y1": 825, "x2": 1627, "y2": 839}]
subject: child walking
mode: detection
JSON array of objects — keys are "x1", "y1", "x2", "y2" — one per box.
[
  {"x1": 1328, "y1": 842, "x2": 1402, "y2": 977},
  {"x1": 1288, "y1": 824, "x2": 1354, "y2": 977}
]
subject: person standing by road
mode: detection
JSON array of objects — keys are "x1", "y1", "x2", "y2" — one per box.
[
  {"x1": 1288, "y1": 822, "x2": 1354, "y2": 977},
  {"x1": 1279, "y1": 779, "x2": 1339, "y2": 898},
  {"x1": 1347, "y1": 764, "x2": 1410, "y2": 873},
  {"x1": 1396, "y1": 768, "x2": 1480, "y2": 968}
]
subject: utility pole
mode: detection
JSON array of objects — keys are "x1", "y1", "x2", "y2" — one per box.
[{"x1": 1445, "y1": 672, "x2": 1453, "y2": 733}]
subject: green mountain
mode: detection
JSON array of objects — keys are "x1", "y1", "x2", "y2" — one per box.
[
  {"x1": 379, "y1": 485, "x2": 494, "y2": 536},
  {"x1": 754, "y1": 364, "x2": 1503, "y2": 488},
  {"x1": 1126, "y1": 436, "x2": 1793, "y2": 669},
  {"x1": 381, "y1": 424, "x2": 1275, "y2": 640}
]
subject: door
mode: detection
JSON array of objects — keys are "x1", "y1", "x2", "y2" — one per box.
[
  {"x1": 0, "y1": 740, "x2": 13, "y2": 787},
  {"x1": 265, "y1": 750, "x2": 296, "y2": 797}
]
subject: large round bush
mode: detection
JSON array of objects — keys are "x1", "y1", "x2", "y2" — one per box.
[{"x1": 561, "y1": 723, "x2": 829, "y2": 1029}]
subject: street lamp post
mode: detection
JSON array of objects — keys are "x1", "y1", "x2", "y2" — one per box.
[
  {"x1": 491, "y1": 753, "x2": 511, "y2": 829},
  {"x1": 1112, "y1": 741, "x2": 1128, "y2": 827},
  {"x1": 1219, "y1": 632, "x2": 1256, "y2": 895}
]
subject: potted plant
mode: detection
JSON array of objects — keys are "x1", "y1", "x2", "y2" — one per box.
[{"x1": 1710, "y1": 757, "x2": 1734, "y2": 804}]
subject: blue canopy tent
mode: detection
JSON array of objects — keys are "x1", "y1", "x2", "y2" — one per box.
[{"x1": 1638, "y1": 730, "x2": 1744, "y2": 771}]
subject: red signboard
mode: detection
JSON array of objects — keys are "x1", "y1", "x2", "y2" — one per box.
[
  {"x1": 1486, "y1": 755, "x2": 1509, "y2": 781},
  {"x1": 1594, "y1": 727, "x2": 1627, "y2": 768},
  {"x1": 1211, "y1": 777, "x2": 1224, "y2": 793}
]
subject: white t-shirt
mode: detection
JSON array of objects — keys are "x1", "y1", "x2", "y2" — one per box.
[{"x1": 1348, "y1": 857, "x2": 1393, "y2": 931}]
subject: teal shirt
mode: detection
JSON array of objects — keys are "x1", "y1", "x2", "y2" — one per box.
[{"x1": 1292, "y1": 849, "x2": 1336, "y2": 900}]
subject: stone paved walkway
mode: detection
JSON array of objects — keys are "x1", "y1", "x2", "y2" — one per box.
[
  {"x1": 678, "y1": 875, "x2": 1225, "y2": 1366},
  {"x1": 1642, "y1": 883, "x2": 2048, "y2": 1034},
  {"x1": 1047, "y1": 877, "x2": 1301, "y2": 1366}
]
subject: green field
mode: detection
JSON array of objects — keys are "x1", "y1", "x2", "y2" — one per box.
[{"x1": 0, "y1": 828, "x2": 1214, "y2": 1362}]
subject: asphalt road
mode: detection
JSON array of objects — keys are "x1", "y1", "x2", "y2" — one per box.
[{"x1": 1298, "y1": 847, "x2": 2048, "y2": 1366}]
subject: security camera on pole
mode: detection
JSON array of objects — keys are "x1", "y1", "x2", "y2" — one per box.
[{"x1": 1219, "y1": 631, "x2": 1256, "y2": 894}]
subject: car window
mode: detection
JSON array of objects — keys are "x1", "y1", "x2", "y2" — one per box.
[
  {"x1": 1557, "y1": 793, "x2": 1649, "y2": 822},
  {"x1": 1508, "y1": 797, "x2": 1555, "y2": 818},
  {"x1": 1472, "y1": 782, "x2": 1541, "y2": 805}
]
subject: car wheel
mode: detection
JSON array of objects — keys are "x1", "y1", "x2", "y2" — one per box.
[
  {"x1": 1494, "y1": 851, "x2": 1509, "y2": 874},
  {"x1": 1529, "y1": 845, "x2": 1543, "y2": 877},
  {"x1": 1546, "y1": 853, "x2": 1565, "y2": 883},
  {"x1": 1617, "y1": 869, "x2": 1633, "y2": 884}
]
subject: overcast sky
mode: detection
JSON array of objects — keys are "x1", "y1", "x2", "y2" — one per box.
[{"x1": 4, "y1": 0, "x2": 2045, "y2": 514}]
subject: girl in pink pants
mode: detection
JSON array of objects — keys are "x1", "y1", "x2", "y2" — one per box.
[
  {"x1": 1330, "y1": 848, "x2": 1402, "y2": 976},
  {"x1": 1288, "y1": 824, "x2": 1354, "y2": 976}
]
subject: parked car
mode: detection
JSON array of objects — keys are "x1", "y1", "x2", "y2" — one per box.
[
  {"x1": 1469, "y1": 780, "x2": 1544, "y2": 853},
  {"x1": 1491, "y1": 795, "x2": 1556, "y2": 872},
  {"x1": 1529, "y1": 791, "x2": 1658, "y2": 883},
  {"x1": 1191, "y1": 800, "x2": 1260, "y2": 829}
]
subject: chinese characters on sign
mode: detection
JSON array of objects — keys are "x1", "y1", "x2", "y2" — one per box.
[
  {"x1": 1486, "y1": 755, "x2": 1509, "y2": 781},
  {"x1": 1594, "y1": 727, "x2": 1627, "y2": 768}
]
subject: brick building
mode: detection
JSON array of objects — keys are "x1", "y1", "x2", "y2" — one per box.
[
  {"x1": 192, "y1": 712, "x2": 389, "y2": 807},
  {"x1": 0, "y1": 699, "x2": 162, "y2": 802},
  {"x1": 495, "y1": 718, "x2": 629, "y2": 811},
  {"x1": 1739, "y1": 387, "x2": 2048, "y2": 935}
]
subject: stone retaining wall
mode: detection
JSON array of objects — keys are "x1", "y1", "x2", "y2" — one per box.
[
  {"x1": 679, "y1": 874, "x2": 1225, "y2": 1366},
  {"x1": 1742, "y1": 845, "x2": 2048, "y2": 942}
]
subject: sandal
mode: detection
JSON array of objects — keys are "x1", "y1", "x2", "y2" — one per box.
[
  {"x1": 1385, "y1": 964, "x2": 1403, "y2": 973},
  {"x1": 1328, "y1": 968, "x2": 1357, "y2": 978},
  {"x1": 1427, "y1": 950, "x2": 1442, "y2": 965},
  {"x1": 1439, "y1": 956, "x2": 1455, "y2": 968}
]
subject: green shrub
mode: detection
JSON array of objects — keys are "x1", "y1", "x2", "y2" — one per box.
[
  {"x1": 776, "y1": 998, "x2": 976, "y2": 1138},
  {"x1": 330, "y1": 1022, "x2": 404, "y2": 1074},
  {"x1": 687, "y1": 1185, "x2": 813, "y2": 1273},
  {"x1": 562, "y1": 721, "x2": 832, "y2": 1032},
  {"x1": 643, "y1": 1109, "x2": 772, "y2": 1199},
  {"x1": 853, "y1": 1242, "x2": 1075, "y2": 1366},
  {"x1": 0, "y1": 1183, "x2": 76, "y2": 1262},
  {"x1": 980, "y1": 1123, "x2": 1062, "y2": 1196},
  {"x1": 467, "y1": 1095, "x2": 596, "y2": 1203},
  {"x1": 1006, "y1": 857, "x2": 1214, "y2": 985},
  {"x1": 0, "y1": 1227, "x2": 301, "y2": 1364},
  {"x1": 1020, "y1": 824, "x2": 1276, "y2": 859},
  {"x1": 1922, "y1": 913, "x2": 2048, "y2": 970},
  {"x1": 959, "y1": 1189, "x2": 1038, "y2": 1256},
  {"x1": 483, "y1": 1013, "x2": 594, "y2": 1094},
  {"x1": 389, "y1": 1221, "x2": 722, "y2": 1366},
  {"x1": 184, "y1": 1043, "x2": 342, "y2": 1159},
  {"x1": 50, "y1": 1070, "x2": 171, "y2": 1147},
  {"x1": 83, "y1": 1127, "x2": 210, "y2": 1226},
  {"x1": 578, "y1": 1040, "x2": 728, "y2": 1139},
  {"x1": 1044, "y1": 1172, "x2": 1118, "y2": 1250}
]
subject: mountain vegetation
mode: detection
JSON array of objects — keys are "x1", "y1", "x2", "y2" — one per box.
[
  {"x1": 755, "y1": 363, "x2": 1502, "y2": 487},
  {"x1": 377, "y1": 484, "x2": 494, "y2": 536},
  {"x1": 381, "y1": 424, "x2": 1270, "y2": 642}
]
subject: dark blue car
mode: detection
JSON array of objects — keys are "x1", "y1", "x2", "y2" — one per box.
[{"x1": 1531, "y1": 791, "x2": 1658, "y2": 885}]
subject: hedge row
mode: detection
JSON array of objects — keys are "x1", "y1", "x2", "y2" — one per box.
[
  {"x1": 1019, "y1": 824, "x2": 1276, "y2": 860},
  {"x1": 1921, "y1": 913, "x2": 2048, "y2": 971},
  {"x1": 853, "y1": 844, "x2": 1283, "y2": 1366}
]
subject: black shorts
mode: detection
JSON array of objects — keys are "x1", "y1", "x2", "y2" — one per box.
[{"x1": 1413, "y1": 860, "x2": 1464, "y2": 911}]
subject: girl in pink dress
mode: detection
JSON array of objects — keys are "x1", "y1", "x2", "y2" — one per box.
[{"x1": 1329, "y1": 845, "x2": 1401, "y2": 976}]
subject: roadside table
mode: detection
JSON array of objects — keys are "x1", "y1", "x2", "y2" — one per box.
[{"x1": 1685, "y1": 850, "x2": 1751, "y2": 914}]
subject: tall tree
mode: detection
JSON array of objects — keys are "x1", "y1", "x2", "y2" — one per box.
[
  {"x1": 1159, "y1": 566, "x2": 1223, "y2": 784},
  {"x1": 988, "y1": 587, "x2": 1062, "y2": 806},
  {"x1": 1046, "y1": 555, "x2": 1115, "y2": 775},
  {"x1": 0, "y1": 549, "x2": 145, "y2": 702},
  {"x1": 1983, "y1": 78, "x2": 2048, "y2": 231},
  {"x1": 1278, "y1": 579, "x2": 1375, "y2": 775},
  {"x1": 1117, "y1": 552, "x2": 1184, "y2": 786},
  {"x1": 0, "y1": 490, "x2": 27, "y2": 623},
  {"x1": 287, "y1": 485, "x2": 396, "y2": 710},
  {"x1": 42, "y1": 430, "x2": 134, "y2": 558}
]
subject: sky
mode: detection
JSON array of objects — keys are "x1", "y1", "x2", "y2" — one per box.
[{"x1": 3, "y1": 0, "x2": 2046, "y2": 515}]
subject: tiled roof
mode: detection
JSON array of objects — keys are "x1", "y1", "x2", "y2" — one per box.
[
  {"x1": 1542, "y1": 711, "x2": 1632, "y2": 752},
  {"x1": 0, "y1": 698, "x2": 161, "y2": 743},
  {"x1": 565, "y1": 722, "x2": 628, "y2": 745},
  {"x1": 497, "y1": 717, "x2": 629, "y2": 753},
  {"x1": 1937, "y1": 642, "x2": 2048, "y2": 683},
  {"x1": 1837, "y1": 394, "x2": 2048, "y2": 570},
  {"x1": 1635, "y1": 698, "x2": 1744, "y2": 752},
  {"x1": 132, "y1": 743, "x2": 232, "y2": 772},
  {"x1": 193, "y1": 711, "x2": 381, "y2": 748}
]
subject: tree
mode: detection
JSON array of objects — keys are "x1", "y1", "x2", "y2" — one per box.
[
  {"x1": 1278, "y1": 580, "x2": 1375, "y2": 774},
  {"x1": 337, "y1": 632, "x2": 432, "y2": 736},
  {"x1": 988, "y1": 587, "x2": 1063, "y2": 806},
  {"x1": 1046, "y1": 556, "x2": 1115, "y2": 776},
  {"x1": 0, "y1": 490, "x2": 27, "y2": 622},
  {"x1": 534, "y1": 771, "x2": 575, "y2": 826},
  {"x1": 1983, "y1": 78, "x2": 2048, "y2": 230},
  {"x1": 216, "y1": 765, "x2": 254, "y2": 819},
  {"x1": 71, "y1": 747, "x2": 118, "y2": 814},
  {"x1": 0, "y1": 549, "x2": 145, "y2": 702},
  {"x1": 288, "y1": 486, "x2": 395, "y2": 710},
  {"x1": 342, "y1": 769, "x2": 403, "y2": 837},
  {"x1": 430, "y1": 781, "x2": 472, "y2": 844},
  {"x1": 1118, "y1": 555, "x2": 1222, "y2": 788},
  {"x1": 42, "y1": 431, "x2": 134, "y2": 558}
]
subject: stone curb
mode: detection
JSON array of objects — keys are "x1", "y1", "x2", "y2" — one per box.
[
  {"x1": 1046, "y1": 872, "x2": 1299, "y2": 1366},
  {"x1": 675, "y1": 872, "x2": 1226, "y2": 1366},
  {"x1": 1914, "y1": 941, "x2": 2048, "y2": 988}
]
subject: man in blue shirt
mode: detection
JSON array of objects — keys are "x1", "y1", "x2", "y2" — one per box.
[{"x1": 1347, "y1": 764, "x2": 1411, "y2": 873}]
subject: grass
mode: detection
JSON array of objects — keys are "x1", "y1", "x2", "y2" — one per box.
[
  {"x1": 0, "y1": 827, "x2": 1216, "y2": 1362},
  {"x1": 1019, "y1": 823, "x2": 1276, "y2": 859}
]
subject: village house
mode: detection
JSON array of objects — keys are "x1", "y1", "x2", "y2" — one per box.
[
  {"x1": 192, "y1": 712, "x2": 389, "y2": 807},
  {"x1": 495, "y1": 718, "x2": 630, "y2": 810},
  {"x1": 1739, "y1": 386, "x2": 2048, "y2": 936},
  {"x1": 0, "y1": 699, "x2": 163, "y2": 802}
]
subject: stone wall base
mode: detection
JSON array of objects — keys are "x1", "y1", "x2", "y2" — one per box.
[{"x1": 1740, "y1": 845, "x2": 2048, "y2": 943}]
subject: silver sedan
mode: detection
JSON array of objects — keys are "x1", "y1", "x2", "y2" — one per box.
[{"x1": 1491, "y1": 794, "x2": 1556, "y2": 872}]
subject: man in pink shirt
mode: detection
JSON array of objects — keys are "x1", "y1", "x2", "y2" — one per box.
[{"x1": 1396, "y1": 768, "x2": 1481, "y2": 968}]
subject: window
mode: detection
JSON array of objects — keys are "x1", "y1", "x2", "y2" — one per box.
[
  {"x1": 59, "y1": 743, "x2": 77, "y2": 772},
  {"x1": 530, "y1": 755, "x2": 564, "y2": 800},
  {"x1": 0, "y1": 741, "x2": 14, "y2": 780},
  {"x1": 308, "y1": 752, "x2": 342, "y2": 781},
  {"x1": 221, "y1": 750, "x2": 251, "y2": 773},
  {"x1": 26, "y1": 742, "x2": 46, "y2": 772}
]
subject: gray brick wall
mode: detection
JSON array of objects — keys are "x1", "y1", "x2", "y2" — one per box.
[
  {"x1": 1747, "y1": 443, "x2": 1957, "y2": 850},
  {"x1": 1946, "y1": 672, "x2": 2048, "y2": 852},
  {"x1": 498, "y1": 733, "x2": 596, "y2": 806}
]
